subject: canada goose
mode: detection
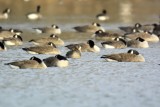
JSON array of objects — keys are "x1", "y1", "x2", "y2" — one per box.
[
  {"x1": 33, "y1": 24, "x2": 61, "y2": 34},
  {"x1": 73, "y1": 22, "x2": 105, "y2": 33},
  {"x1": 92, "y1": 30, "x2": 120, "y2": 41},
  {"x1": 101, "y1": 37, "x2": 127, "y2": 49},
  {"x1": 65, "y1": 43, "x2": 87, "y2": 52},
  {"x1": 125, "y1": 30, "x2": 159, "y2": 42},
  {"x1": 10, "y1": 29, "x2": 23, "y2": 35},
  {"x1": 153, "y1": 23, "x2": 160, "y2": 37},
  {"x1": 22, "y1": 42, "x2": 60, "y2": 55},
  {"x1": 96, "y1": 9, "x2": 109, "y2": 21},
  {"x1": 0, "y1": 8, "x2": 10, "y2": 19},
  {"x1": 29, "y1": 34, "x2": 64, "y2": 46},
  {"x1": 2, "y1": 34, "x2": 23, "y2": 46},
  {"x1": 27, "y1": 5, "x2": 42, "y2": 20},
  {"x1": 0, "y1": 42, "x2": 7, "y2": 51},
  {"x1": 66, "y1": 45, "x2": 81, "y2": 59},
  {"x1": 137, "y1": 24, "x2": 156, "y2": 32},
  {"x1": 101, "y1": 49, "x2": 145, "y2": 62},
  {"x1": 119, "y1": 23, "x2": 155, "y2": 33},
  {"x1": 119, "y1": 23, "x2": 140, "y2": 33},
  {"x1": 127, "y1": 37, "x2": 149, "y2": 48},
  {"x1": 0, "y1": 26, "x2": 2, "y2": 30},
  {"x1": 65, "y1": 40, "x2": 100, "y2": 53},
  {"x1": 5, "y1": 56, "x2": 47, "y2": 69},
  {"x1": 0, "y1": 29, "x2": 22, "y2": 40},
  {"x1": 43, "y1": 54, "x2": 69, "y2": 67}
]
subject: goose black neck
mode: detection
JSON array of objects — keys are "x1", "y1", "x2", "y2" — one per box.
[{"x1": 37, "y1": 5, "x2": 41, "y2": 13}]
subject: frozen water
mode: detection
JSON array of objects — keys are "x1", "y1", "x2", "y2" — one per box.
[{"x1": 0, "y1": 40, "x2": 160, "y2": 107}]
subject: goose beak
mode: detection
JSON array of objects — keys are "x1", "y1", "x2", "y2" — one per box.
[{"x1": 100, "y1": 55, "x2": 107, "y2": 58}]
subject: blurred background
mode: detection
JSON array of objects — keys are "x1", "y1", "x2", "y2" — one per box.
[{"x1": 0, "y1": 0, "x2": 160, "y2": 40}]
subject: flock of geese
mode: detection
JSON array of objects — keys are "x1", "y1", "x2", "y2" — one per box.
[{"x1": 0, "y1": 5, "x2": 160, "y2": 69}]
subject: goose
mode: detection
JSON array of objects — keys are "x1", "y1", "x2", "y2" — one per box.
[
  {"x1": 43, "y1": 54, "x2": 69, "y2": 67},
  {"x1": 66, "y1": 45, "x2": 81, "y2": 59},
  {"x1": 29, "y1": 34, "x2": 64, "y2": 46},
  {"x1": 2, "y1": 34, "x2": 23, "y2": 46},
  {"x1": 153, "y1": 23, "x2": 160, "y2": 37},
  {"x1": 101, "y1": 37, "x2": 127, "y2": 49},
  {"x1": 65, "y1": 40, "x2": 100, "y2": 53},
  {"x1": 92, "y1": 30, "x2": 120, "y2": 41},
  {"x1": 0, "y1": 42, "x2": 7, "y2": 51},
  {"x1": 5, "y1": 56, "x2": 47, "y2": 69},
  {"x1": 0, "y1": 8, "x2": 10, "y2": 19},
  {"x1": 96, "y1": 9, "x2": 109, "y2": 21},
  {"x1": 0, "y1": 29, "x2": 23, "y2": 40},
  {"x1": 33, "y1": 24, "x2": 61, "y2": 34},
  {"x1": 127, "y1": 37, "x2": 149, "y2": 48},
  {"x1": 73, "y1": 22, "x2": 105, "y2": 33},
  {"x1": 124, "y1": 30, "x2": 159, "y2": 42},
  {"x1": 101, "y1": 49, "x2": 145, "y2": 62},
  {"x1": 119, "y1": 23, "x2": 155, "y2": 33},
  {"x1": 0, "y1": 26, "x2": 2, "y2": 30},
  {"x1": 22, "y1": 42, "x2": 60, "y2": 55},
  {"x1": 27, "y1": 5, "x2": 42, "y2": 20}
]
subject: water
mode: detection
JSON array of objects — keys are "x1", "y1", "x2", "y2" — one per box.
[{"x1": 0, "y1": 0, "x2": 160, "y2": 107}]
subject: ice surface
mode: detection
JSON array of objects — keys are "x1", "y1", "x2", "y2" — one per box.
[{"x1": 0, "y1": 40, "x2": 160, "y2": 107}]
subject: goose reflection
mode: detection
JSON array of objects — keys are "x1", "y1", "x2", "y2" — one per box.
[{"x1": 119, "y1": 1, "x2": 133, "y2": 23}]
